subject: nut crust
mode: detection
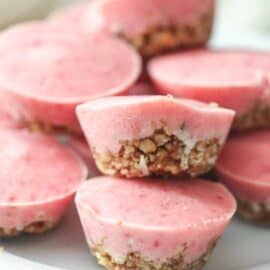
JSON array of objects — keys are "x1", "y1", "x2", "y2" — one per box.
[
  {"x1": 0, "y1": 220, "x2": 59, "y2": 238},
  {"x1": 94, "y1": 128, "x2": 221, "y2": 178},
  {"x1": 233, "y1": 104, "x2": 270, "y2": 132},
  {"x1": 237, "y1": 199, "x2": 270, "y2": 225},
  {"x1": 29, "y1": 121, "x2": 79, "y2": 135},
  {"x1": 91, "y1": 240, "x2": 217, "y2": 270},
  {"x1": 116, "y1": 11, "x2": 214, "y2": 57}
]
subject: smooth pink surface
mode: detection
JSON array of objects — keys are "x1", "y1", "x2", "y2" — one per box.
[
  {"x1": 76, "y1": 177, "x2": 236, "y2": 263},
  {"x1": 84, "y1": 0, "x2": 214, "y2": 36},
  {"x1": 148, "y1": 50, "x2": 270, "y2": 116},
  {"x1": 69, "y1": 137, "x2": 101, "y2": 177},
  {"x1": 0, "y1": 22, "x2": 75, "y2": 53},
  {"x1": 0, "y1": 128, "x2": 87, "y2": 228},
  {"x1": 0, "y1": 90, "x2": 22, "y2": 128},
  {"x1": 77, "y1": 96, "x2": 235, "y2": 154},
  {"x1": 0, "y1": 22, "x2": 141, "y2": 130},
  {"x1": 216, "y1": 131, "x2": 270, "y2": 203}
]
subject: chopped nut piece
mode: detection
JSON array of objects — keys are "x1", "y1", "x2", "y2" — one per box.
[
  {"x1": 139, "y1": 139, "x2": 157, "y2": 153},
  {"x1": 153, "y1": 133, "x2": 170, "y2": 146}
]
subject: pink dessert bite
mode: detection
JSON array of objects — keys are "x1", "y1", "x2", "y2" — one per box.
[
  {"x1": 0, "y1": 128, "x2": 87, "y2": 238},
  {"x1": 216, "y1": 130, "x2": 270, "y2": 224},
  {"x1": 76, "y1": 176, "x2": 236, "y2": 270},
  {"x1": 148, "y1": 49, "x2": 270, "y2": 131},
  {"x1": 68, "y1": 136, "x2": 101, "y2": 177},
  {"x1": 0, "y1": 22, "x2": 141, "y2": 134},
  {"x1": 84, "y1": 0, "x2": 215, "y2": 57},
  {"x1": 77, "y1": 95, "x2": 235, "y2": 178}
]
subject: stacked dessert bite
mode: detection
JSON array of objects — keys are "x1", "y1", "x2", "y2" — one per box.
[
  {"x1": 83, "y1": 0, "x2": 215, "y2": 57},
  {"x1": 2, "y1": 0, "x2": 270, "y2": 269},
  {"x1": 148, "y1": 50, "x2": 270, "y2": 131},
  {"x1": 70, "y1": 1, "x2": 235, "y2": 269},
  {"x1": 145, "y1": 37, "x2": 270, "y2": 225},
  {"x1": 76, "y1": 177, "x2": 236, "y2": 270},
  {"x1": 216, "y1": 131, "x2": 270, "y2": 224},
  {"x1": 0, "y1": 128, "x2": 87, "y2": 237}
]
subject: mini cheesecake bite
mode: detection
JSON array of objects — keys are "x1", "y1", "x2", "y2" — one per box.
[
  {"x1": 77, "y1": 96, "x2": 235, "y2": 178},
  {"x1": 0, "y1": 22, "x2": 141, "y2": 134},
  {"x1": 76, "y1": 177, "x2": 236, "y2": 270},
  {"x1": 148, "y1": 49, "x2": 270, "y2": 131},
  {"x1": 84, "y1": 0, "x2": 215, "y2": 57},
  {"x1": 216, "y1": 131, "x2": 270, "y2": 224},
  {"x1": 0, "y1": 128, "x2": 87, "y2": 238}
]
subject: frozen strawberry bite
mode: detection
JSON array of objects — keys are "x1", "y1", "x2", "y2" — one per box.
[
  {"x1": 148, "y1": 49, "x2": 270, "y2": 131},
  {"x1": 76, "y1": 177, "x2": 236, "y2": 270},
  {"x1": 84, "y1": 0, "x2": 215, "y2": 57},
  {"x1": 216, "y1": 130, "x2": 270, "y2": 224},
  {"x1": 68, "y1": 136, "x2": 101, "y2": 177},
  {"x1": 0, "y1": 128, "x2": 87, "y2": 238},
  {"x1": 77, "y1": 96, "x2": 235, "y2": 178},
  {"x1": 0, "y1": 22, "x2": 141, "y2": 134}
]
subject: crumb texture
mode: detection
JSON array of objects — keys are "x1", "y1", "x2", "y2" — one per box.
[
  {"x1": 0, "y1": 220, "x2": 58, "y2": 238},
  {"x1": 237, "y1": 199, "x2": 270, "y2": 225},
  {"x1": 91, "y1": 240, "x2": 217, "y2": 270},
  {"x1": 29, "y1": 122, "x2": 79, "y2": 135},
  {"x1": 95, "y1": 128, "x2": 221, "y2": 178},
  {"x1": 233, "y1": 104, "x2": 270, "y2": 131},
  {"x1": 117, "y1": 12, "x2": 213, "y2": 57}
]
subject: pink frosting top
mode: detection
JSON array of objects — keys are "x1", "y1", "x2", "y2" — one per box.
[
  {"x1": 0, "y1": 22, "x2": 141, "y2": 103},
  {"x1": 216, "y1": 131, "x2": 270, "y2": 203},
  {"x1": 148, "y1": 50, "x2": 270, "y2": 115},
  {"x1": 77, "y1": 96, "x2": 235, "y2": 153},
  {"x1": 76, "y1": 177, "x2": 236, "y2": 263},
  {"x1": 84, "y1": 0, "x2": 214, "y2": 36},
  {"x1": 0, "y1": 129, "x2": 87, "y2": 205}
]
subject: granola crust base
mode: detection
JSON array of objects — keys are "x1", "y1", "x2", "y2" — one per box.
[
  {"x1": 237, "y1": 199, "x2": 270, "y2": 225},
  {"x1": 233, "y1": 104, "x2": 270, "y2": 132},
  {"x1": 28, "y1": 121, "x2": 79, "y2": 135},
  {"x1": 91, "y1": 240, "x2": 217, "y2": 270},
  {"x1": 0, "y1": 220, "x2": 59, "y2": 238},
  {"x1": 94, "y1": 128, "x2": 221, "y2": 178},
  {"x1": 117, "y1": 11, "x2": 214, "y2": 57}
]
